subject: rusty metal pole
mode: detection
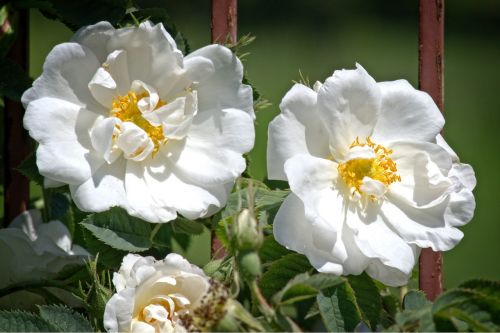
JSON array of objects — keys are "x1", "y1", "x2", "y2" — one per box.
[
  {"x1": 3, "y1": 10, "x2": 30, "y2": 226},
  {"x1": 210, "y1": 0, "x2": 237, "y2": 258},
  {"x1": 418, "y1": 0, "x2": 444, "y2": 300}
]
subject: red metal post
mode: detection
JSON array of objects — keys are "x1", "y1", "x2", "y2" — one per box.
[
  {"x1": 3, "y1": 10, "x2": 30, "y2": 226},
  {"x1": 210, "y1": 0, "x2": 237, "y2": 258},
  {"x1": 418, "y1": 0, "x2": 444, "y2": 300}
]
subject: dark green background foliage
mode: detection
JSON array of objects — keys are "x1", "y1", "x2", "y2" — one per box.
[{"x1": 1, "y1": 0, "x2": 499, "y2": 288}]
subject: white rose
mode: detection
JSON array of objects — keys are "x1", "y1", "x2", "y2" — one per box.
[
  {"x1": 104, "y1": 253, "x2": 210, "y2": 333},
  {"x1": 267, "y1": 64, "x2": 476, "y2": 286},
  {"x1": 22, "y1": 21, "x2": 255, "y2": 223},
  {"x1": 0, "y1": 210, "x2": 89, "y2": 308}
]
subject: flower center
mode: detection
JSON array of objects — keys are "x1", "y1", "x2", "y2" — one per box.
[
  {"x1": 110, "y1": 91, "x2": 167, "y2": 155},
  {"x1": 338, "y1": 137, "x2": 400, "y2": 197}
]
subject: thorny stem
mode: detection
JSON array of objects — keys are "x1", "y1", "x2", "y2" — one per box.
[{"x1": 250, "y1": 280, "x2": 275, "y2": 321}]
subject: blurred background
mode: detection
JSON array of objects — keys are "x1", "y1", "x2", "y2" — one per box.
[{"x1": 21, "y1": 0, "x2": 500, "y2": 287}]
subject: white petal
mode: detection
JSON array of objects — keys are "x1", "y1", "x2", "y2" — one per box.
[
  {"x1": 283, "y1": 154, "x2": 342, "y2": 230},
  {"x1": 113, "y1": 253, "x2": 143, "y2": 291},
  {"x1": 90, "y1": 117, "x2": 122, "y2": 164},
  {"x1": 163, "y1": 253, "x2": 207, "y2": 277},
  {"x1": 70, "y1": 157, "x2": 131, "y2": 213},
  {"x1": 366, "y1": 258, "x2": 415, "y2": 287},
  {"x1": 359, "y1": 177, "x2": 386, "y2": 198},
  {"x1": 88, "y1": 67, "x2": 117, "y2": 108},
  {"x1": 346, "y1": 203, "x2": 416, "y2": 277},
  {"x1": 317, "y1": 63, "x2": 381, "y2": 158},
  {"x1": 22, "y1": 42, "x2": 104, "y2": 112},
  {"x1": 131, "y1": 80, "x2": 160, "y2": 114},
  {"x1": 105, "y1": 49, "x2": 131, "y2": 95},
  {"x1": 267, "y1": 84, "x2": 330, "y2": 180},
  {"x1": 103, "y1": 288, "x2": 135, "y2": 333},
  {"x1": 383, "y1": 194, "x2": 464, "y2": 251},
  {"x1": 107, "y1": 22, "x2": 184, "y2": 95},
  {"x1": 124, "y1": 160, "x2": 178, "y2": 223},
  {"x1": 134, "y1": 154, "x2": 227, "y2": 220},
  {"x1": 71, "y1": 21, "x2": 115, "y2": 63},
  {"x1": 131, "y1": 321, "x2": 155, "y2": 333},
  {"x1": 9, "y1": 209, "x2": 42, "y2": 240},
  {"x1": 116, "y1": 122, "x2": 154, "y2": 162},
  {"x1": 23, "y1": 97, "x2": 99, "y2": 184},
  {"x1": 388, "y1": 140, "x2": 453, "y2": 207},
  {"x1": 371, "y1": 80, "x2": 444, "y2": 144},
  {"x1": 168, "y1": 108, "x2": 254, "y2": 186},
  {"x1": 183, "y1": 55, "x2": 215, "y2": 83},
  {"x1": 273, "y1": 194, "x2": 344, "y2": 275},
  {"x1": 185, "y1": 44, "x2": 253, "y2": 117},
  {"x1": 445, "y1": 188, "x2": 475, "y2": 227},
  {"x1": 44, "y1": 177, "x2": 66, "y2": 189},
  {"x1": 450, "y1": 163, "x2": 476, "y2": 191}
]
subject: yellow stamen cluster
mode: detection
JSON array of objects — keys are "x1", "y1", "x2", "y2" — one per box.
[
  {"x1": 338, "y1": 137, "x2": 400, "y2": 195},
  {"x1": 110, "y1": 91, "x2": 167, "y2": 156}
]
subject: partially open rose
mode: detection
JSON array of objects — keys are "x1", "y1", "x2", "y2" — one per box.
[{"x1": 104, "y1": 253, "x2": 210, "y2": 333}]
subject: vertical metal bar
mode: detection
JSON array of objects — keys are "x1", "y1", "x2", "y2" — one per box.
[
  {"x1": 3, "y1": 10, "x2": 30, "y2": 226},
  {"x1": 210, "y1": 0, "x2": 237, "y2": 258},
  {"x1": 211, "y1": 0, "x2": 237, "y2": 44},
  {"x1": 418, "y1": 0, "x2": 444, "y2": 301}
]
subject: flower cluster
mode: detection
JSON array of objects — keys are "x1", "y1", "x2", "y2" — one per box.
[
  {"x1": 267, "y1": 64, "x2": 476, "y2": 286},
  {"x1": 17, "y1": 18, "x2": 479, "y2": 332}
]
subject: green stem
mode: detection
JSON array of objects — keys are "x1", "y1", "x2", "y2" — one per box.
[
  {"x1": 250, "y1": 280, "x2": 275, "y2": 321},
  {"x1": 399, "y1": 285, "x2": 408, "y2": 305},
  {"x1": 149, "y1": 223, "x2": 162, "y2": 242}
]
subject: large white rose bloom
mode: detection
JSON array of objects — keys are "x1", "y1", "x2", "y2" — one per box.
[
  {"x1": 104, "y1": 253, "x2": 210, "y2": 333},
  {"x1": 0, "y1": 210, "x2": 89, "y2": 308},
  {"x1": 23, "y1": 21, "x2": 255, "y2": 223},
  {"x1": 267, "y1": 64, "x2": 476, "y2": 286}
]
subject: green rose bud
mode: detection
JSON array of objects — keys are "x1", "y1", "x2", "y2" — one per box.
[{"x1": 235, "y1": 208, "x2": 263, "y2": 251}]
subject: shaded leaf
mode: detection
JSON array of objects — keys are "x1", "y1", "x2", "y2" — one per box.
[
  {"x1": 348, "y1": 273, "x2": 382, "y2": 329},
  {"x1": 80, "y1": 207, "x2": 153, "y2": 252},
  {"x1": 259, "y1": 234, "x2": 292, "y2": 263},
  {"x1": 38, "y1": 304, "x2": 93, "y2": 332},
  {"x1": 260, "y1": 253, "x2": 312, "y2": 300},
  {"x1": 171, "y1": 216, "x2": 204, "y2": 235},
  {"x1": 16, "y1": 152, "x2": 43, "y2": 186},
  {"x1": 0, "y1": 310, "x2": 56, "y2": 332},
  {"x1": 317, "y1": 282, "x2": 363, "y2": 332},
  {"x1": 403, "y1": 290, "x2": 430, "y2": 311}
]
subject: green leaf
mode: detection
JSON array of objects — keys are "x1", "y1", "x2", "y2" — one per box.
[
  {"x1": 348, "y1": 273, "x2": 382, "y2": 329},
  {"x1": 317, "y1": 282, "x2": 364, "y2": 332},
  {"x1": 403, "y1": 290, "x2": 430, "y2": 311},
  {"x1": 0, "y1": 310, "x2": 56, "y2": 332},
  {"x1": 49, "y1": 192, "x2": 71, "y2": 220},
  {"x1": 259, "y1": 235, "x2": 292, "y2": 263},
  {"x1": 171, "y1": 216, "x2": 204, "y2": 235},
  {"x1": 460, "y1": 279, "x2": 500, "y2": 302},
  {"x1": 0, "y1": 58, "x2": 32, "y2": 101},
  {"x1": 16, "y1": 152, "x2": 43, "y2": 186},
  {"x1": 38, "y1": 304, "x2": 93, "y2": 332},
  {"x1": 80, "y1": 207, "x2": 153, "y2": 252},
  {"x1": 260, "y1": 253, "x2": 312, "y2": 300},
  {"x1": 432, "y1": 288, "x2": 500, "y2": 331}
]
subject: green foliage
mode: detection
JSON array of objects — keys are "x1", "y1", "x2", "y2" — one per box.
[
  {"x1": 38, "y1": 305, "x2": 93, "y2": 332},
  {"x1": 317, "y1": 282, "x2": 364, "y2": 332},
  {"x1": 0, "y1": 305, "x2": 93, "y2": 332},
  {"x1": 0, "y1": 310, "x2": 57, "y2": 332},
  {"x1": 348, "y1": 273, "x2": 382, "y2": 329},
  {"x1": 403, "y1": 290, "x2": 430, "y2": 310},
  {"x1": 15, "y1": 152, "x2": 43, "y2": 186},
  {"x1": 170, "y1": 216, "x2": 204, "y2": 235},
  {"x1": 260, "y1": 253, "x2": 312, "y2": 299},
  {"x1": 80, "y1": 207, "x2": 153, "y2": 252}
]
